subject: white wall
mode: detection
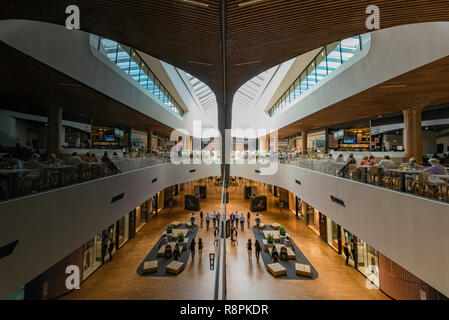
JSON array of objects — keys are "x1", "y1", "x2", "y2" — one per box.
[
  {"x1": 231, "y1": 163, "x2": 449, "y2": 297},
  {"x1": 0, "y1": 162, "x2": 220, "y2": 298}
]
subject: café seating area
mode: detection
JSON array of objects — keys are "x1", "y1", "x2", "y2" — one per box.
[
  {"x1": 0, "y1": 149, "x2": 165, "y2": 202},
  {"x1": 284, "y1": 156, "x2": 449, "y2": 203}
]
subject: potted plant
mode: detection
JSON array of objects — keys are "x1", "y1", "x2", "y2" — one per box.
[
  {"x1": 266, "y1": 233, "x2": 274, "y2": 244},
  {"x1": 166, "y1": 224, "x2": 173, "y2": 235},
  {"x1": 279, "y1": 226, "x2": 286, "y2": 237},
  {"x1": 177, "y1": 232, "x2": 185, "y2": 243}
]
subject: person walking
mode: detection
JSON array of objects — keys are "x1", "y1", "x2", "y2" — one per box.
[
  {"x1": 255, "y1": 239, "x2": 262, "y2": 263},
  {"x1": 235, "y1": 212, "x2": 240, "y2": 227},
  {"x1": 206, "y1": 213, "x2": 210, "y2": 230},
  {"x1": 255, "y1": 214, "x2": 261, "y2": 233},
  {"x1": 214, "y1": 227, "x2": 219, "y2": 246},
  {"x1": 247, "y1": 212, "x2": 251, "y2": 228},
  {"x1": 230, "y1": 212, "x2": 235, "y2": 227},
  {"x1": 212, "y1": 211, "x2": 216, "y2": 228},
  {"x1": 198, "y1": 238, "x2": 204, "y2": 261},
  {"x1": 190, "y1": 238, "x2": 196, "y2": 261},
  {"x1": 200, "y1": 211, "x2": 204, "y2": 228},
  {"x1": 231, "y1": 228, "x2": 235, "y2": 246},
  {"x1": 343, "y1": 243, "x2": 351, "y2": 266},
  {"x1": 190, "y1": 212, "x2": 196, "y2": 229},
  {"x1": 247, "y1": 239, "x2": 253, "y2": 262},
  {"x1": 240, "y1": 214, "x2": 245, "y2": 231},
  {"x1": 107, "y1": 236, "x2": 115, "y2": 262},
  {"x1": 234, "y1": 227, "x2": 238, "y2": 245}
]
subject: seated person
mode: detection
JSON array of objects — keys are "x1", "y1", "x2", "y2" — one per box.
[
  {"x1": 424, "y1": 158, "x2": 447, "y2": 175},
  {"x1": 45, "y1": 153, "x2": 63, "y2": 167},
  {"x1": 164, "y1": 244, "x2": 172, "y2": 258},
  {"x1": 283, "y1": 236, "x2": 294, "y2": 252},
  {"x1": 271, "y1": 246, "x2": 279, "y2": 262},
  {"x1": 172, "y1": 244, "x2": 180, "y2": 261},
  {"x1": 279, "y1": 246, "x2": 288, "y2": 260},
  {"x1": 160, "y1": 234, "x2": 169, "y2": 246}
]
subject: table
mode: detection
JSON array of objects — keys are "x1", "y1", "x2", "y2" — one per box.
[{"x1": 385, "y1": 169, "x2": 421, "y2": 192}]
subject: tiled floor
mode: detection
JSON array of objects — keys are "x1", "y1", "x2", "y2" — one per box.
[{"x1": 60, "y1": 179, "x2": 388, "y2": 300}]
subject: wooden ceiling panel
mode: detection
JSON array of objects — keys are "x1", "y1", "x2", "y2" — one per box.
[{"x1": 2, "y1": 0, "x2": 449, "y2": 131}]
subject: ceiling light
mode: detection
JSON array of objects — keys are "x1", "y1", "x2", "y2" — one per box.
[
  {"x1": 239, "y1": 0, "x2": 267, "y2": 7},
  {"x1": 188, "y1": 60, "x2": 213, "y2": 66},
  {"x1": 235, "y1": 60, "x2": 262, "y2": 66},
  {"x1": 181, "y1": 0, "x2": 209, "y2": 8},
  {"x1": 380, "y1": 84, "x2": 407, "y2": 89}
]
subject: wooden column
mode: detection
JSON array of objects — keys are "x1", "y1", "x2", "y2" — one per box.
[
  {"x1": 47, "y1": 106, "x2": 63, "y2": 156},
  {"x1": 301, "y1": 131, "x2": 308, "y2": 154},
  {"x1": 266, "y1": 134, "x2": 270, "y2": 152},
  {"x1": 402, "y1": 107, "x2": 423, "y2": 163}
]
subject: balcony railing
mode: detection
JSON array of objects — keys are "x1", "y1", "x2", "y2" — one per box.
[
  {"x1": 93, "y1": 36, "x2": 184, "y2": 117},
  {"x1": 268, "y1": 34, "x2": 371, "y2": 117},
  {"x1": 0, "y1": 153, "x2": 169, "y2": 202}
]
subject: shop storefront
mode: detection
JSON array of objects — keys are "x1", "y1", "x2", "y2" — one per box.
[{"x1": 82, "y1": 232, "x2": 103, "y2": 280}]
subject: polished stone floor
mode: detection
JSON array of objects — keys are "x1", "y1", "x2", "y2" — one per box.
[{"x1": 61, "y1": 179, "x2": 388, "y2": 300}]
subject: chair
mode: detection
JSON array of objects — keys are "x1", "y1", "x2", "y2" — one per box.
[
  {"x1": 367, "y1": 167, "x2": 379, "y2": 185},
  {"x1": 426, "y1": 175, "x2": 449, "y2": 201}
]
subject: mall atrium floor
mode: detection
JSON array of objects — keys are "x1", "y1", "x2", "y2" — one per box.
[{"x1": 60, "y1": 179, "x2": 387, "y2": 300}]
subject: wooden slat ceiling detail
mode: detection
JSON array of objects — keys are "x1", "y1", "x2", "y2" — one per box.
[{"x1": 3, "y1": 0, "x2": 449, "y2": 128}]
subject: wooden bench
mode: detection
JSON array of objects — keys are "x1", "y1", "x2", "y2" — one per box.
[
  {"x1": 157, "y1": 242, "x2": 183, "y2": 257},
  {"x1": 268, "y1": 263, "x2": 287, "y2": 277},
  {"x1": 271, "y1": 223, "x2": 281, "y2": 229},
  {"x1": 170, "y1": 221, "x2": 182, "y2": 227},
  {"x1": 166, "y1": 260, "x2": 185, "y2": 275},
  {"x1": 142, "y1": 260, "x2": 158, "y2": 274},
  {"x1": 295, "y1": 263, "x2": 313, "y2": 278}
]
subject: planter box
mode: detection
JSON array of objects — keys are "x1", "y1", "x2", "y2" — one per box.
[
  {"x1": 178, "y1": 238, "x2": 189, "y2": 250},
  {"x1": 279, "y1": 233, "x2": 289, "y2": 243},
  {"x1": 263, "y1": 239, "x2": 275, "y2": 252}
]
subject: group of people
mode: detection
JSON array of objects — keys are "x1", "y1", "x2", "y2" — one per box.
[
  {"x1": 327, "y1": 153, "x2": 448, "y2": 179},
  {"x1": 159, "y1": 233, "x2": 204, "y2": 262},
  {"x1": 245, "y1": 235, "x2": 294, "y2": 263}
]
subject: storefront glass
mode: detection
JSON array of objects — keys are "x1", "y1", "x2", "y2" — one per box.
[
  {"x1": 136, "y1": 205, "x2": 146, "y2": 232},
  {"x1": 356, "y1": 239, "x2": 380, "y2": 287},
  {"x1": 82, "y1": 232, "x2": 102, "y2": 280},
  {"x1": 327, "y1": 220, "x2": 341, "y2": 251}
]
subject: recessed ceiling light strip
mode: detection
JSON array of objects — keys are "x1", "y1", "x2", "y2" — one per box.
[
  {"x1": 180, "y1": 0, "x2": 209, "y2": 8},
  {"x1": 238, "y1": 0, "x2": 267, "y2": 7}
]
